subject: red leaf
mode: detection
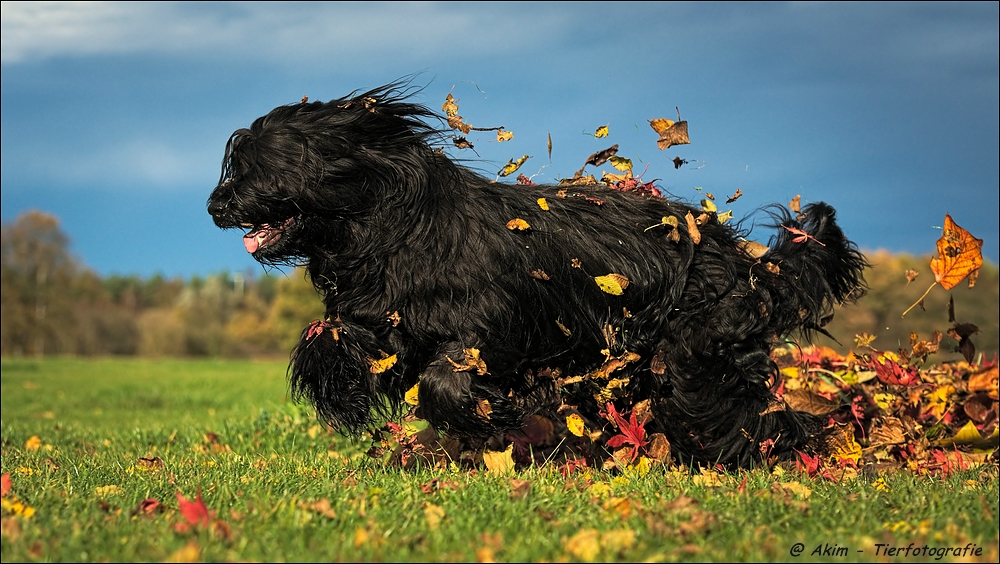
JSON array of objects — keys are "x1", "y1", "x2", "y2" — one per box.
[
  {"x1": 176, "y1": 488, "x2": 213, "y2": 527},
  {"x1": 1, "y1": 473, "x2": 11, "y2": 497},
  {"x1": 137, "y1": 498, "x2": 161, "y2": 515},
  {"x1": 795, "y1": 450, "x2": 822, "y2": 477},
  {"x1": 870, "y1": 355, "x2": 918, "y2": 386},
  {"x1": 604, "y1": 403, "x2": 649, "y2": 462}
]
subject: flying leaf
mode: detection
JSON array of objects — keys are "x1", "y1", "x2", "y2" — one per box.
[
  {"x1": 930, "y1": 214, "x2": 983, "y2": 290},
  {"x1": 904, "y1": 269, "x2": 918, "y2": 284},
  {"x1": 726, "y1": 189, "x2": 743, "y2": 204},
  {"x1": 452, "y1": 136, "x2": 475, "y2": 151},
  {"x1": 499, "y1": 155, "x2": 530, "y2": 177},
  {"x1": 651, "y1": 118, "x2": 689, "y2": 150},
  {"x1": 566, "y1": 413, "x2": 585, "y2": 437},
  {"x1": 595, "y1": 274, "x2": 630, "y2": 295},
  {"x1": 369, "y1": 353, "x2": 398, "y2": 374},
  {"x1": 584, "y1": 145, "x2": 619, "y2": 168},
  {"x1": 404, "y1": 383, "x2": 420, "y2": 406},
  {"x1": 442, "y1": 93, "x2": 459, "y2": 117},
  {"x1": 608, "y1": 156, "x2": 633, "y2": 172},
  {"x1": 672, "y1": 156, "x2": 688, "y2": 169},
  {"x1": 506, "y1": 218, "x2": 530, "y2": 231},
  {"x1": 904, "y1": 214, "x2": 984, "y2": 317},
  {"x1": 717, "y1": 210, "x2": 733, "y2": 224},
  {"x1": 483, "y1": 444, "x2": 515, "y2": 475},
  {"x1": 594, "y1": 124, "x2": 609, "y2": 138},
  {"x1": 788, "y1": 195, "x2": 801, "y2": 213},
  {"x1": 537, "y1": 198, "x2": 549, "y2": 211},
  {"x1": 496, "y1": 130, "x2": 514, "y2": 142},
  {"x1": 701, "y1": 199, "x2": 717, "y2": 213},
  {"x1": 447, "y1": 115, "x2": 473, "y2": 135}
]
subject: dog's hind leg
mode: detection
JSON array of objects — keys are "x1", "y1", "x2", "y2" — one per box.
[{"x1": 416, "y1": 342, "x2": 525, "y2": 437}]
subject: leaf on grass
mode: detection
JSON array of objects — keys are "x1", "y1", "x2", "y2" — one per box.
[
  {"x1": 506, "y1": 218, "x2": 531, "y2": 231},
  {"x1": 166, "y1": 540, "x2": 201, "y2": 563},
  {"x1": 25, "y1": 436, "x2": 41, "y2": 452},
  {"x1": 823, "y1": 424, "x2": 862, "y2": 465},
  {"x1": 176, "y1": 489, "x2": 213, "y2": 528},
  {"x1": 423, "y1": 502, "x2": 446, "y2": 530},
  {"x1": 595, "y1": 274, "x2": 630, "y2": 295},
  {"x1": 646, "y1": 433, "x2": 671, "y2": 461},
  {"x1": 509, "y1": 479, "x2": 531, "y2": 500},
  {"x1": 931, "y1": 214, "x2": 983, "y2": 290},
  {"x1": 1, "y1": 473, "x2": 11, "y2": 497},
  {"x1": 483, "y1": 443, "x2": 515, "y2": 475},
  {"x1": 299, "y1": 498, "x2": 337, "y2": 519},
  {"x1": 564, "y1": 529, "x2": 601, "y2": 562}
]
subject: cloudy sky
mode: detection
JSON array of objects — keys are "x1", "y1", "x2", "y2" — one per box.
[{"x1": 2, "y1": 2, "x2": 998, "y2": 277}]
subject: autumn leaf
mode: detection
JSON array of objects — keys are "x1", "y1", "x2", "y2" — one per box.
[
  {"x1": 536, "y1": 198, "x2": 549, "y2": 211},
  {"x1": 528, "y1": 269, "x2": 550, "y2": 280},
  {"x1": 442, "y1": 93, "x2": 459, "y2": 117},
  {"x1": 782, "y1": 225, "x2": 825, "y2": 246},
  {"x1": 447, "y1": 348, "x2": 488, "y2": 375},
  {"x1": 595, "y1": 274, "x2": 630, "y2": 295},
  {"x1": 404, "y1": 383, "x2": 420, "y2": 406},
  {"x1": 604, "y1": 403, "x2": 648, "y2": 463},
  {"x1": 608, "y1": 155, "x2": 633, "y2": 172},
  {"x1": 547, "y1": 132, "x2": 553, "y2": 162},
  {"x1": 24, "y1": 436, "x2": 41, "y2": 451},
  {"x1": 701, "y1": 199, "x2": 717, "y2": 213},
  {"x1": 717, "y1": 210, "x2": 733, "y2": 224},
  {"x1": 452, "y1": 136, "x2": 475, "y2": 151},
  {"x1": 685, "y1": 211, "x2": 701, "y2": 244},
  {"x1": 506, "y1": 218, "x2": 530, "y2": 231},
  {"x1": 566, "y1": 413, "x2": 585, "y2": 437},
  {"x1": 483, "y1": 443, "x2": 515, "y2": 475},
  {"x1": 650, "y1": 115, "x2": 690, "y2": 150},
  {"x1": 1, "y1": 473, "x2": 11, "y2": 497},
  {"x1": 583, "y1": 144, "x2": 619, "y2": 169},
  {"x1": 788, "y1": 195, "x2": 801, "y2": 213},
  {"x1": 904, "y1": 215, "x2": 983, "y2": 317},
  {"x1": 176, "y1": 488, "x2": 213, "y2": 528},
  {"x1": 496, "y1": 129, "x2": 514, "y2": 142},
  {"x1": 423, "y1": 502, "x2": 446, "y2": 530},
  {"x1": 672, "y1": 156, "x2": 688, "y2": 169},
  {"x1": 726, "y1": 189, "x2": 743, "y2": 203},
  {"x1": 499, "y1": 155, "x2": 530, "y2": 177},
  {"x1": 648, "y1": 118, "x2": 674, "y2": 134},
  {"x1": 593, "y1": 124, "x2": 609, "y2": 138},
  {"x1": 904, "y1": 269, "x2": 918, "y2": 284},
  {"x1": 369, "y1": 353, "x2": 397, "y2": 374}
]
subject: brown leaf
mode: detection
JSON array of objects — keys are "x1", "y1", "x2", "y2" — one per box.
[
  {"x1": 967, "y1": 366, "x2": 998, "y2": 399},
  {"x1": 784, "y1": 389, "x2": 840, "y2": 416},
  {"x1": 652, "y1": 120, "x2": 690, "y2": 150},
  {"x1": 726, "y1": 189, "x2": 743, "y2": 204},
  {"x1": 931, "y1": 214, "x2": 984, "y2": 290},
  {"x1": 647, "y1": 433, "x2": 671, "y2": 461},
  {"x1": 869, "y1": 417, "x2": 906, "y2": 449},
  {"x1": 738, "y1": 240, "x2": 769, "y2": 259},
  {"x1": 528, "y1": 269, "x2": 550, "y2": 281},
  {"x1": 447, "y1": 348, "x2": 488, "y2": 375},
  {"x1": 788, "y1": 195, "x2": 801, "y2": 213},
  {"x1": 650, "y1": 350, "x2": 666, "y2": 375},
  {"x1": 509, "y1": 479, "x2": 531, "y2": 500},
  {"x1": 506, "y1": 218, "x2": 530, "y2": 231},
  {"x1": 685, "y1": 211, "x2": 701, "y2": 245},
  {"x1": 584, "y1": 145, "x2": 619, "y2": 168},
  {"x1": 904, "y1": 269, "x2": 919, "y2": 284},
  {"x1": 136, "y1": 456, "x2": 165, "y2": 471}
]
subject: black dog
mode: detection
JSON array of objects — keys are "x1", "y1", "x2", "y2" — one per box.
[{"x1": 208, "y1": 83, "x2": 866, "y2": 467}]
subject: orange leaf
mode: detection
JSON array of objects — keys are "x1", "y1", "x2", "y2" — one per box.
[
  {"x1": 930, "y1": 214, "x2": 983, "y2": 290},
  {"x1": 1, "y1": 473, "x2": 11, "y2": 497}
]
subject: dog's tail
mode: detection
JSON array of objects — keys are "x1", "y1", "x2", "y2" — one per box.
[{"x1": 760, "y1": 202, "x2": 867, "y2": 338}]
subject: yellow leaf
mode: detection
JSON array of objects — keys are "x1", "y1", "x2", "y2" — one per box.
[
  {"x1": 483, "y1": 444, "x2": 515, "y2": 475},
  {"x1": 595, "y1": 274, "x2": 629, "y2": 295},
  {"x1": 404, "y1": 383, "x2": 419, "y2": 406},
  {"x1": 506, "y1": 218, "x2": 530, "y2": 231},
  {"x1": 594, "y1": 125, "x2": 609, "y2": 138},
  {"x1": 586, "y1": 482, "x2": 613, "y2": 498},
  {"x1": 496, "y1": 130, "x2": 514, "y2": 142},
  {"x1": 499, "y1": 155, "x2": 530, "y2": 177},
  {"x1": 423, "y1": 502, "x2": 446, "y2": 530},
  {"x1": 601, "y1": 529, "x2": 636, "y2": 552},
  {"x1": 648, "y1": 118, "x2": 675, "y2": 135},
  {"x1": 24, "y1": 436, "x2": 41, "y2": 452},
  {"x1": 95, "y1": 485, "x2": 123, "y2": 497},
  {"x1": 608, "y1": 156, "x2": 633, "y2": 172},
  {"x1": 537, "y1": 198, "x2": 549, "y2": 211},
  {"x1": 781, "y1": 481, "x2": 812, "y2": 498},
  {"x1": 701, "y1": 199, "x2": 717, "y2": 213},
  {"x1": 564, "y1": 529, "x2": 601, "y2": 562},
  {"x1": 566, "y1": 413, "x2": 585, "y2": 437},
  {"x1": 873, "y1": 393, "x2": 895, "y2": 410},
  {"x1": 368, "y1": 353, "x2": 397, "y2": 374},
  {"x1": 166, "y1": 540, "x2": 201, "y2": 563},
  {"x1": 442, "y1": 93, "x2": 459, "y2": 117},
  {"x1": 717, "y1": 210, "x2": 733, "y2": 224}
]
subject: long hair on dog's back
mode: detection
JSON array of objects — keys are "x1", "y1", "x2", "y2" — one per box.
[{"x1": 208, "y1": 81, "x2": 866, "y2": 466}]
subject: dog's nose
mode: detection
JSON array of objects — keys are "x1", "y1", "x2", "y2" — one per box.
[{"x1": 207, "y1": 197, "x2": 227, "y2": 216}]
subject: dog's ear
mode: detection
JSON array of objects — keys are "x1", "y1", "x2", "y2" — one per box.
[{"x1": 289, "y1": 319, "x2": 402, "y2": 433}]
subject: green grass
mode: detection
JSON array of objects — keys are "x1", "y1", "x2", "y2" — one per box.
[{"x1": 2, "y1": 358, "x2": 998, "y2": 562}]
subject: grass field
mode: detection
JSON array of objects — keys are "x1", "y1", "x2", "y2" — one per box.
[{"x1": 2, "y1": 358, "x2": 997, "y2": 562}]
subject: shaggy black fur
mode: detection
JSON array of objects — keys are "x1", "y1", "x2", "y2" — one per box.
[{"x1": 208, "y1": 82, "x2": 867, "y2": 467}]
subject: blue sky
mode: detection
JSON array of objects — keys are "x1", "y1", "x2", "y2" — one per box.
[{"x1": 2, "y1": 2, "x2": 998, "y2": 278}]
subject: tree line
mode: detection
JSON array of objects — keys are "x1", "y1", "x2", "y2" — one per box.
[{"x1": 2, "y1": 210, "x2": 997, "y2": 360}]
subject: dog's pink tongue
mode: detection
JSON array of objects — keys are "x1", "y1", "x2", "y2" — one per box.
[{"x1": 243, "y1": 228, "x2": 266, "y2": 254}]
